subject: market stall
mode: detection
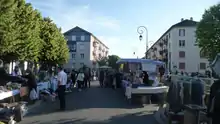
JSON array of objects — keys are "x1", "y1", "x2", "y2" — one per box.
[{"x1": 116, "y1": 58, "x2": 168, "y2": 104}]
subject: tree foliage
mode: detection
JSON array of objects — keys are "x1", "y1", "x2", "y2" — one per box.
[
  {"x1": 0, "y1": 0, "x2": 18, "y2": 62},
  {"x1": 196, "y1": 3, "x2": 220, "y2": 60},
  {"x1": 107, "y1": 55, "x2": 120, "y2": 69},
  {"x1": 0, "y1": 0, "x2": 69, "y2": 65},
  {"x1": 97, "y1": 55, "x2": 120, "y2": 69},
  {"x1": 97, "y1": 57, "x2": 108, "y2": 66}
]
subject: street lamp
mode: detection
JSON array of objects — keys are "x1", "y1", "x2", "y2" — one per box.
[{"x1": 137, "y1": 26, "x2": 148, "y2": 59}]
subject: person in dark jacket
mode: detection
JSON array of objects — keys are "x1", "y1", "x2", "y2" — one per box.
[
  {"x1": 71, "y1": 70, "x2": 76, "y2": 86},
  {"x1": 0, "y1": 67, "x2": 24, "y2": 86},
  {"x1": 142, "y1": 71, "x2": 150, "y2": 86},
  {"x1": 207, "y1": 79, "x2": 220, "y2": 124},
  {"x1": 22, "y1": 69, "x2": 37, "y2": 93},
  {"x1": 99, "y1": 70, "x2": 104, "y2": 87}
]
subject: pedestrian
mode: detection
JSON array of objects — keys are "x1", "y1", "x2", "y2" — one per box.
[
  {"x1": 71, "y1": 69, "x2": 76, "y2": 86},
  {"x1": 76, "y1": 69, "x2": 84, "y2": 91},
  {"x1": 207, "y1": 79, "x2": 220, "y2": 124},
  {"x1": 22, "y1": 69, "x2": 37, "y2": 102},
  {"x1": 12, "y1": 66, "x2": 21, "y2": 76},
  {"x1": 99, "y1": 70, "x2": 104, "y2": 87},
  {"x1": 84, "y1": 68, "x2": 91, "y2": 88},
  {"x1": 57, "y1": 66, "x2": 67, "y2": 111}
]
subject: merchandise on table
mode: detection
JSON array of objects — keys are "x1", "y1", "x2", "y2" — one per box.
[{"x1": 0, "y1": 102, "x2": 27, "y2": 123}]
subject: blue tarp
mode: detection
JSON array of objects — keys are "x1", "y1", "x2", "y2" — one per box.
[{"x1": 116, "y1": 58, "x2": 164, "y2": 65}]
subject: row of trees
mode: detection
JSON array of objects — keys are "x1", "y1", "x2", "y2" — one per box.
[
  {"x1": 0, "y1": 0, "x2": 69, "y2": 66},
  {"x1": 97, "y1": 55, "x2": 120, "y2": 69},
  {"x1": 196, "y1": 3, "x2": 220, "y2": 61}
]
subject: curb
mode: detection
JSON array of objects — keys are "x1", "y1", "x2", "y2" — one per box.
[
  {"x1": 27, "y1": 100, "x2": 42, "y2": 111},
  {"x1": 154, "y1": 105, "x2": 168, "y2": 124}
]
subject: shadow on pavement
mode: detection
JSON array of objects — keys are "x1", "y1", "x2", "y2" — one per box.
[
  {"x1": 25, "y1": 86, "x2": 150, "y2": 117},
  {"x1": 32, "y1": 111, "x2": 157, "y2": 124}
]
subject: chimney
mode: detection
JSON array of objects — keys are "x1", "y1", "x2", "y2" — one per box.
[
  {"x1": 181, "y1": 18, "x2": 184, "y2": 21},
  {"x1": 190, "y1": 17, "x2": 193, "y2": 21}
]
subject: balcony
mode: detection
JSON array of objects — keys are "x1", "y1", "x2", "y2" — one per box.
[
  {"x1": 163, "y1": 38, "x2": 168, "y2": 45},
  {"x1": 93, "y1": 51, "x2": 96, "y2": 56},
  {"x1": 159, "y1": 42, "x2": 163, "y2": 47},
  {"x1": 159, "y1": 50, "x2": 163, "y2": 55},
  {"x1": 93, "y1": 41, "x2": 98, "y2": 47},
  {"x1": 163, "y1": 49, "x2": 168, "y2": 53}
]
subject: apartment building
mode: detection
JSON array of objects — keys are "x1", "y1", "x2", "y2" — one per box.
[
  {"x1": 63, "y1": 26, "x2": 109, "y2": 70},
  {"x1": 147, "y1": 18, "x2": 209, "y2": 73}
]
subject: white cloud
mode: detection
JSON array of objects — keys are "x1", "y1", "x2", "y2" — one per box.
[{"x1": 27, "y1": 0, "x2": 120, "y2": 32}]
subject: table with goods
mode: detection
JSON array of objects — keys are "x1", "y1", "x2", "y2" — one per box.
[
  {"x1": 154, "y1": 75, "x2": 213, "y2": 124},
  {"x1": 0, "y1": 82, "x2": 29, "y2": 124}
]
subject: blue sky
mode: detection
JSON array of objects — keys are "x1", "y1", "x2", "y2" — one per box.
[{"x1": 27, "y1": 0, "x2": 219, "y2": 58}]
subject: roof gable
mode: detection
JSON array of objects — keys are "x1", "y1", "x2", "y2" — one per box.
[
  {"x1": 63, "y1": 26, "x2": 92, "y2": 35},
  {"x1": 147, "y1": 19, "x2": 198, "y2": 52}
]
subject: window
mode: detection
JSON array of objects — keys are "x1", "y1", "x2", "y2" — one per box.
[
  {"x1": 72, "y1": 35, "x2": 76, "y2": 41},
  {"x1": 200, "y1": 50, "x2": 206, "y2": 58},
  {"x1": 80, "y1": 53, "x2": 84, "y2": 59},
  {"x1": 179, "y1": 51, "x2": 185, "y2": 58},
  {"x1": 72, "y1": 53, "x2": 75, "y2": 59},
  {"x1": 179, "y1": 62, "x2": 185, "y2": 69},
  {"x1": 179, "y1": 29, "x2": 185, "y2": 36},
  {"x1": 79, "y1": 44, "x2": 85, "y2": 50},
  {"x1": 168, "y1": 33, "x2": 170, "y2": 38},
  {"x1": 179, "y1": 40, "x2": 185, "y2": 47},
  {"x1": 72, "y1": 63, "x2": 75, "y2": 68},
  {"x1": 81, "y1": 36, "x2": 85, "y2": 41},
  {"x1": 200, "y1": 63, "x2": 206, "y2": 70}
]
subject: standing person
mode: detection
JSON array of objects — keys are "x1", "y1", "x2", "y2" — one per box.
[
  {"x1": 142, "y1": 71, "x2": 150, "y2": 86},
  {"x1": 12, "y1": 66, "x2": 21, "y2": 76},
  {"x1": 22, "y1": 69, "x2": 37, "y2": 102},
  {"x1": 57, "y1": 67, "x2": 67, "y2": 111},
  {"x1": 159, "y1": 66, "x2": 165, "y2": 82},
  {"x1": 88, "y1": 68, "x2": 91, "y2": 88},
  {"x1": 71, "y1": 70, "x2": 76, "y2": 86},
  {"x1": 207, "y1": 79, "x2": 220, "y2": 124},
  {"x1": 76, "y1": 69, "x2": 84, "y2": 91},
  {"x1": 99, "y1": 70, "x2": 104, "y2": 87},
  {"x1": 84, "y1": 68, "x2": 91, "y2": 88}
]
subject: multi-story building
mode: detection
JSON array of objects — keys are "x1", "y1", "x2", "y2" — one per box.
[
  {"x1": 63, "y1": 26, "x2": 109, "y2": 70},
  {"x1": 147, "y1": 18, "x2": 209, "y2": 73}
]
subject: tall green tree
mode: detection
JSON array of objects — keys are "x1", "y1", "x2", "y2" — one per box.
[
  {"x1": 15, "y1": 0, "x2": 42, "y2": 62},
  {"x1": 39, "y1": 17, "x2": 69, "y2": 66},
  {"x1": 107, "y1": 55, "x2": 120, "y2": 69},
  {"x1": 196, "y1": 3, "x2": 220, "y2": 60},
  {"x1": 0, "y1": 0, "x2": 19, "y2": 63},
  {"x1": 55, "y1": 30, "x2": 69, "y2": 64},
  {"x1": 97, "y1": 57, "x2": 108, "y2": 66}
]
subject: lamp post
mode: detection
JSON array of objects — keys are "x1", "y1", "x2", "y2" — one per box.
[{"x1": 137, "y1": 26, "x2": 148, "y2": 59}]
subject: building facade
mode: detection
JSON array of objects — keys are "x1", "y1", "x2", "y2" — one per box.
[
  {"x1": 147, "y1": 18, "x2": 209, "y2": 73},
  {"x1": 63, "y1": 26, "x2": 109, "y2": 70}
]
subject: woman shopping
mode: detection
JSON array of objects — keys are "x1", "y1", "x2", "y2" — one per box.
[
  {"x1": 76, "y1": 70, "x2": 84, "y2": 91},
  {"x1": 22, "y1": 69, "x2": 37, "y2": 101}
]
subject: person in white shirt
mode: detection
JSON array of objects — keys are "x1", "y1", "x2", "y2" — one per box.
[
  {"x1": 57, "y1": 66, "x2": 67, "y2": 110},
  {"x1": 76, "y1": 69, "x2": 84, "y2": 91}
]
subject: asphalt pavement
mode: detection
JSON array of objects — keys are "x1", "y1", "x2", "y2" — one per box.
[{"x1": 19, "y1": 81, "x2": 158, "y2": 124}]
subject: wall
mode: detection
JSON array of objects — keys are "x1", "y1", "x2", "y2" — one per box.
[
  {"x1": 170, "y1": 27, "x2": 209, "y2": 73},
  {"x1": 63, "y1": 28, "x2": 92, "y2": 69}
]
